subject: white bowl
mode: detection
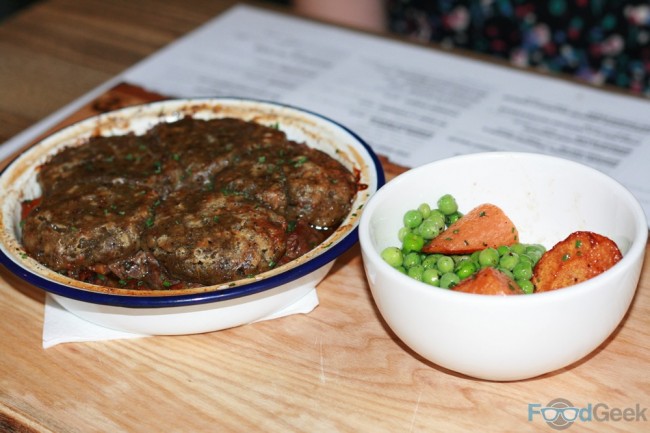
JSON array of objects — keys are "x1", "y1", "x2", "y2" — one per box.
[
  {"x1": 359, "y1": 152, "x2": 646, "y2": 381},
  {"x1": 0, "y1": 98, "x2": 384, "y2": 335}
]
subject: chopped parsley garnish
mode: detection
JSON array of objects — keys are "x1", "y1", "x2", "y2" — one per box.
[{"x1": 293, "y1": 156, "x2": 309, "y2": 168}]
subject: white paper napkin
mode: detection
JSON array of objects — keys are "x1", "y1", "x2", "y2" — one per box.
[{"x1": 42, "y1": 289, "x2": 319, "y2": 349}]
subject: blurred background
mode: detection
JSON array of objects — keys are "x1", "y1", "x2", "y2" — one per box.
[
  {"x1": 0, "y1": 0, "x2": 41, "y2": 22},
  {"x1": 2, "y1": 0, "x2": 648, "y2": 95}
]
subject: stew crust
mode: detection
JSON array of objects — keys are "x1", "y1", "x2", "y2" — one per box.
[{"x1": 21, "y1": 117, "x2": 358, "y2": 290}]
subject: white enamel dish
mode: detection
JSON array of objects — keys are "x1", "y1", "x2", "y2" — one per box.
[{"x1": 0, "y1": 98, "x2": 385, "y2": 334}]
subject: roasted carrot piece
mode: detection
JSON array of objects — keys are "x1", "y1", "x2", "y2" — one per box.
[
  {"x1": 422, "y1": 203, "x2": 519, "y2": 255},
  {"x1": 453, "y1": 267, "x2": 524, "y2": 295},
  {"x1": 533, "y1": 231, "x2": 622, "y2": 292}
]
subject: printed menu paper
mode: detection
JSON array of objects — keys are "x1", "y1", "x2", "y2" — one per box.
[
  {"x1": 3, "y1": 4, "x2": 649, "y2": 221},
  {"x1": 120, "y1": 5, "x2": 650, "y2": 221}
]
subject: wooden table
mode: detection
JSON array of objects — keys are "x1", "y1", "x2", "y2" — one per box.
[{"x1": 1, "y1": 1, "x2": 648, "y2": 432}]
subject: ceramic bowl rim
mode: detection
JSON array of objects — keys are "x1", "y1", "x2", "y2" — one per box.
[{"x1": 359, "y1": 151, "x2": 647, "y2": 305}]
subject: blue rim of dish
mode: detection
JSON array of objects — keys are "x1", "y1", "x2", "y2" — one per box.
[{"x1": 0, "y1": 97, "x2": 386, "y2": 308}]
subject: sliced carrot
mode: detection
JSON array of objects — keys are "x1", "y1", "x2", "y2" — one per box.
[
  {"x1": 453, "y1": 267, "x2": 524, "y2": 295},
  {"x1": 422, "y1": 203, "x2": 519, "y2": 255}
]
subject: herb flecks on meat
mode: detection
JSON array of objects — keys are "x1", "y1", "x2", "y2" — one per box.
[{"x1": 21, "y1": 117, "x2": 357, "y2": 290}]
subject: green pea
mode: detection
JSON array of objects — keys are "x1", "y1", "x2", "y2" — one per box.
[
  {"x1": 398, "y1": 226, "x2": 410, "y2": 242},
  {"x1": 407, "y1": 265, "x2": 424, "y2": 281},
  {"x1": 403, "y1": 209, "x2": 423, "y2": 229},
  {"x1": 513, "y1": 261, "x2": 533, "y2": 281},
  {"x1": 440, "y1": 272, "x2": 460, "y2": 289},
  {"x1": 437, "y1": 194, "x2": 458, "y2": 216},
  {"x1": 381, "y1": 247, "x2": 403, "y2": 267},
  {"x1": 517, "y1": 279, "x2": 534, "y2": 294},
  {"x1": 402, "y1": 232, "x2": 424, "y2": 253},
  {"x1": 395, "y1": 266, "x2": 406, "y2": 274},
  {"x1": 451, "y1": 256, "x2": 464, "y2": 267},
  {"x1": 422, "y1": 268, "x2": 440, "y2": 286},
  {"x1": 417, "y1": 203, "x2": 431, "y2": 219},
  {"x1": 478, "y1": 247, "x2": 499, "y2": 267},
  {"x1": 426, "y1": 210, "x2": 446, "y2": 231},
  {"x1": 403, "y1": 251, "x2": 421, "y2": 268},
  {"x1": 437, "y1": 256, "x2": 455, "y2": 274},
  {"x1": 499, "y1": 252, "x2": 519, "y2": 270},
  {"x1": 455, "y1": 260, "x2": 476, "y2": 279},
  {"x1": 422, "y1": 254, "x2": 441, "y2": 269},
  {"x1": 511, "y1": 243, "x2": 526, "y2": 255},
  {"x1": 519, "y1": 254, "x2": 533, "y2": 266},
  {"x1": 452, "y1": 254, "x2": 471, "y2": 265},
  {"x1": 417, "y1": 219, "x2": 440, "y2": 240},
  {"x1": 525, "y1": 248, "x2": 543, "y2": 265},
  {"x1": 526, "y1": 244, "x2": 547, "y2": 255},
  {"x1": 497, "y1": 245, "x2": 511, "y2": 256},
  {"x1": 445, "y1": 212, "x2": 463, "y2": 226},
  {"x1": 445, "y1": 211, "x2": 463, "y2": 226}
]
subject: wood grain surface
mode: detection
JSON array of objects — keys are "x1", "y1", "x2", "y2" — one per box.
[{"x1": 0, "y1": 1, "x2": 648, "y2": 432}]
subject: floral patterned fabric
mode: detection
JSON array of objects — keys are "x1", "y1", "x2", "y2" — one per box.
[{"x1": 387, "y1": 0, "x2": 650, "y2": 96}]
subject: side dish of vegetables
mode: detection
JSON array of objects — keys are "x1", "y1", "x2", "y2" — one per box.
[{"x1": 381, "y1": 194, "x2": 622, "y2": 295}]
